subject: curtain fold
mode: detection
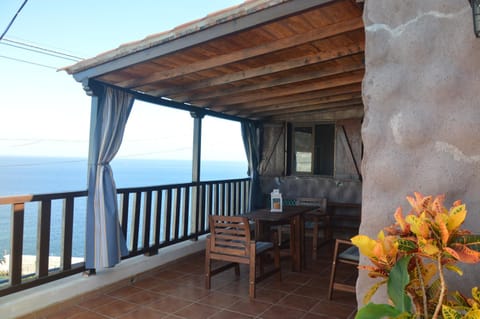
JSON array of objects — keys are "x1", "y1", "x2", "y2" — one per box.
[
  {"x1": 86, "y1": 86, "x2": 134, "y2": 269},
  {"x1": 241, "y1": 121, "x2": 263, "y2": 211}
]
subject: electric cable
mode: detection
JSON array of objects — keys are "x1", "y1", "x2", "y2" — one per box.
[
  {"x1": 0, "y1": 54, "x2": 57, "y2": 69},
  {"x1": 1, "y1": 39, "x2": 83, "y2": 61},
  {"x1": 0, "y1": 0, "x2": 29, "y2": 41}
]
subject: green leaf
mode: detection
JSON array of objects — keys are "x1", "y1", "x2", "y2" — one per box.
[
  {"x1": 388, "y1": 256, "x2": 412, "y2": 313},
  {"x1": 451, "y1": 290, "x2": 469, "y2": 307},
  {"x1": 397, "y1": 239, "x2": 417, "y2": 252},
  {"x1": 442, "y1": 305, "x2": 462, "y2": 319},
  {"x1": 355, "y1": 303, "x2": 404, "y2": 319},
  {"x1": 451, "y1": 235, "x2": 480, "y2": 251}
]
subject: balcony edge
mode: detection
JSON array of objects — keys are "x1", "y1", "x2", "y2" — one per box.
[{"x1": 0, "y1": 236, "x2": 207, "y2": 319}]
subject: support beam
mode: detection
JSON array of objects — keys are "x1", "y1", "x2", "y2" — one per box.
[
  {"x1": 169, "y1": 56, "x2": 364, "y2": 103},
  {"x1": 191, "y1": 110, "x2": 205, "y2": 238},
  {"x1": 191, "y1": 111, "x2": 205, "y2": 183},
  {"x1": 210, "y1": 83, "x2": 362, "y2": 112},
  {"x1": 204, "y1": 73, "x2": 364, "y2": 107}
]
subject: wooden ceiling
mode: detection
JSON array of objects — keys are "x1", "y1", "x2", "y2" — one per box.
[{"x1": 64, "y1": 0, "x2": 365, "y2": 122}]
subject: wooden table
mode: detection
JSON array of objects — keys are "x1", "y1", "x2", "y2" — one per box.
[{"x1": 242, "y1": 206, "x2": 314, "y2": 272}]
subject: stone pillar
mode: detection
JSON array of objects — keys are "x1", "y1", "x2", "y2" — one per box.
[{"x1": 361, "y1": 0, "x2": 480, "y2": 304}]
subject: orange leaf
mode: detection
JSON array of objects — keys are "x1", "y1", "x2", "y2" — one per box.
[
  {"x1": 453, "y1": 199, "x2": 463, "y2": 207},
  {"x1": 445, "y1": 247, "x2": 460, "y2": 260},
  {"x1": 420, "y1": 195, "x2": 433, "y2": 212},
  {"x1": 431, "y1": 194, "x2": 446, "y2": 215},
  {"x1": 450, "y1": 243, "x2": 480, "y2": 264},
  {"x1": 394, "y1": 207, "x2": 409, "y2": 233},
  {"x1": 435, "y1": 213, "x2": 449, "y2": 245}
]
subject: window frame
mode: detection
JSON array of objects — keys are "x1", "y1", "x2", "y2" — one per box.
[{"x1": 288, "y1": 122, "x2": 336, "y2": 177}]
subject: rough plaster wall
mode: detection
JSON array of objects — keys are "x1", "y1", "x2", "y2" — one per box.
[{"x1": 361, "y1": 0, "x2": 480, "y2": 305}]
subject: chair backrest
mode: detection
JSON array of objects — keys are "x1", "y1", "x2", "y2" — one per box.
[
  {"x1": 296, "y1": 197, "x2": 327, "y2": 211},
  {"x1": 209, "y1": 215, "x2": 251, "y2": 257}
]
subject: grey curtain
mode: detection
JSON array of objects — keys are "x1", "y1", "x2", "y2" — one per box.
[
  {"x1": 241, "y1": 121, "x2": 263, "y2": 211},
  {"x1": 86, "y1": 86, "x2": 134, "y2": 269}
]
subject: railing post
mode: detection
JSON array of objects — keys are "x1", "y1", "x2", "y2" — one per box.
[
  {"x1": 62, "y1": 197, "x2": 74, "y2": 271},
  {"x1": 10, "y1": 202, "x2": 24, "y2": 286},
  {"x1": 37, "y1": 200, "x2": 51, "y2": 277}
]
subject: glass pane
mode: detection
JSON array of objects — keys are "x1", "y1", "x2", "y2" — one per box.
[
  {"x1": 314, "y1": 124, "x2": 335, "y2": 176},
  {"x1": 201, "y1": 116, "x2": 248, "y2": 180},
  {"x1": 294, "y1": 127, "x2": 312, "y2": 172}
]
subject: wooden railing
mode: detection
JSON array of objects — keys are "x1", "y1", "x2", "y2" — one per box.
[{"x1": 0, "y1": 178, "x2": 250, "y2": 296}]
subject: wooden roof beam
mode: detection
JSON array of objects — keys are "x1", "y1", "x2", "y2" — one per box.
[
  {"x1": 117, "y1": 17, "x2": 364, "y2": 89},
  {"x1": 240, "y1": 99, "x2": 363, "y2": 118},
  {"x1": 268, "y1": 104, "x2": 364, "y2": 121},
  {"x1": 167, "y1": 55, "x2": 364, "y2": 102},
  {"x1": 237, "y1": 93, "x2": 363, "y2": 116},
  {"x1": 209, "y1": 83, "x2": 362, "y2": 112},
  {"x1": 147, "y1": 45, "x2": 364, "y2": 98},
  {"x1": 197, "y1": 72, "x2": 364, "y2": 107}
]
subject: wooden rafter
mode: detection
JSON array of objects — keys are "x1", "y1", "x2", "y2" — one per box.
[{"x1": 115, "y1": 17, "x2": 364, "y2": 89}]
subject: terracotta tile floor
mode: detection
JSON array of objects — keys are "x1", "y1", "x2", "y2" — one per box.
[{"x1": 26, "y1": 242, "x2": 358, "y2": 319}]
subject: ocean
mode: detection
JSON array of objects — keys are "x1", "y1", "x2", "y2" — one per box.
[{"x1": 0, "y1": 156, "x2": 248, "y2": 259}]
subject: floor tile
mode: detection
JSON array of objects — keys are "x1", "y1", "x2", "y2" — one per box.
[
  {"x1": 106, "y1": 285, "x2": 144, "y2": 299},
  {"x1": 93, "y1": 299, "x2": 138, "y2": 318},
  {"x1": 118, "y1": 306, "x2": 168, "y2": 319},
  {"x1": 310, "y1": 300, "x2": 356, "y2": 318},
  {"x1": 173, "y1": 303, "x2": 220, "y2": 319},
  {"x1": 227, "y1": 299, "x2": 272, "y2": 316},
  {"x1": 25, "y1": 242, "x2": 359, "y2": 319},
  {"x1": 259, "y1": 304, "x2": 306, "y2": 319},
  {"x1": 279, "y1": 293, "x2": 319, "y2": 311},
  {"x1": 198, "y1": 291, "x2": 240, "y2": 308},
  {"x1": 121, "y1": 289, "x2": 160, "y2": 305},
  {"x1": 148, "y1": 295, "x2": 193, "y2": 313},
  {"x1": 209, "y1": 310, "x2": 254, "y2": 319},
  {"x1": 77, "y1": 294, "x2": 117, "y2": 310}
]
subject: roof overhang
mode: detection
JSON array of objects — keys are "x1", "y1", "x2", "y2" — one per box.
[{"x1": 63, "y1": 0, "x2": 365, "y2": 122}]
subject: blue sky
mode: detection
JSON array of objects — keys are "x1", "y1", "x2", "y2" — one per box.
[{"x1": 0, "y1": 0, "x2": 247, "y2": 161}]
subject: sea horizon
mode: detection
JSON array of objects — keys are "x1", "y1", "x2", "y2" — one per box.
[{"x1": 0, "y1": 155, "x2": 248, "y2": 259}]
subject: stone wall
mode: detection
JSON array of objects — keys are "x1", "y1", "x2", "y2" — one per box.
[{"x1": 361, "y1": 0, "x2": 480, "y2": 304}]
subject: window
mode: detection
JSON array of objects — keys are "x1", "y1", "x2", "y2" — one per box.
[{"x1": 290, "y1": 123, "x2": 335, "y2": 176}]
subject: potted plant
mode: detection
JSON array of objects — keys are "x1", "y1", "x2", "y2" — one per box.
[{"x1": 352, "y1": 192, "x2": 480, "y2": 319}]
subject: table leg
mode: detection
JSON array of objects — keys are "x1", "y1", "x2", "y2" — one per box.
[{"x1": 289, "y1": 214, "x2": 304, "y2": 272}]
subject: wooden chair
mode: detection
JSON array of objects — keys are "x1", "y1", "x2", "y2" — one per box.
[
  {"x1": 297, "y1": 197, "x2": 330, "y2": 260},
  {"x1": 205, "y1": 215, "x2": 281, "y2": 298},
  {"x1": 328, "y1": 238, "x2": 359, "y2": 299}
]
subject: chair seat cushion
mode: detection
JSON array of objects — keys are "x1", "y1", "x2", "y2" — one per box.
[
  {"x1": 305, "y1": 221, "x2": 328, "y2": 229},
  {"x1": 339, "y1": 246, "x2": 359, "y2": 261},
  {"x1": 255, "y1": 241, "x2": 274, "y2": 254}
]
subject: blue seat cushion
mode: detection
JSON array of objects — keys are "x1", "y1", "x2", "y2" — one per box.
[
  {"x1": 339, "y1": 246, "x2": 359, "y2": 261},
  {"x1": 256, "y1": 241, "x2": 274, "y2": 254}
]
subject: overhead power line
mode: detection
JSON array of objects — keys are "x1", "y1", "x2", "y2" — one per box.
[
  {"x1": 0, "y1": 0, "x2": 29, "y2": 41},
  {"x1": 1, "y1": 38, "x2": 84, "y2": 61},
  {"x1": 0, "y1": 54, "x2": 57, "y2": 70}
]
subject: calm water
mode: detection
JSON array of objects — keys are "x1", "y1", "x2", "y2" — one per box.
[{"x1": 0, "y1": 156, "x2": 248, "y2": 258}]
